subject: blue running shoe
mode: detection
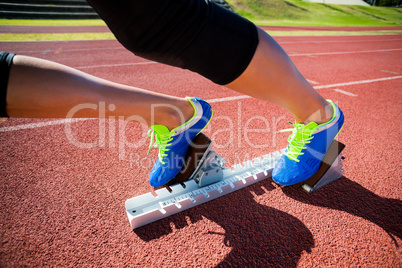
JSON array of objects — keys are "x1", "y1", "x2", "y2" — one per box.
[
  {"x1": 272, "y1": 100, "x2": 344, "y2": 185},
  {"x1": 147, "y1": 97, "x2": 213, "y2": 187}
]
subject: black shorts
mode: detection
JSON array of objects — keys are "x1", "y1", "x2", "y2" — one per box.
[
  {"x1": 87, "y1": 0, "x2": 259, "y2": 85},
  {"x1": 0, "y1": 52, "x2": 16, "y2": 117}
]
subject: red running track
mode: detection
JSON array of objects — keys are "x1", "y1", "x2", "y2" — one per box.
[{"x1": 0, "y1": 33, "x2": 401, "y2": 267}]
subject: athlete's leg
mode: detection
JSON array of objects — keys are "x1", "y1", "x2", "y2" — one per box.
[
  {"x1": 85, "y1": 0, "x2": 342, "y2": 186},
  {"x1": 5, "y1": 54, "x2": 193, "y2": 130},
  {"x1": 1, "y1": 52, "x2": 212, "y2": 187},
  {"x1": 87, "y1": 0, "x2": 331, "y2": 124},
  {"x1": 227, "y1": 28, "x2": 332, "y2": 124}
]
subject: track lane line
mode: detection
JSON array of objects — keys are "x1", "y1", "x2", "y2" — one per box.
[
  {"x1": 68, "y1": 49, "x2": 402, "y2": 70},
  {"x1": 208, "y1": 75, "x2": 402, "y2": 102},
  {"x1": 279, "y1": 38, "x2": 402, "y2": 44},
  {"x1": 333, "y1": 89, "x2": 358, "y2": 97},
  {"x1": 313, "y1": 75, "x2": 402, "y2": 89},
  {"x1": 289, "y1": 48, "x2": 402, "y2": 57},
  {"x1": 306, "y1": 79, "x2": 320, "y2": 84},
  {"x1": 9, "y1": 46, "x2": 125, "y2": 54},
  {"x1": 0, "y1": 118, "x2": 93, "y2": 132},
  {"x1": 207, "y1": 95, "x2": 250, "y2": 103},
  {"x1": 76, "y1": 62, "x2": 156, "y2": 69},
  {"x1": 1, "y1": 75, "x2": 401, "y2": 132}
]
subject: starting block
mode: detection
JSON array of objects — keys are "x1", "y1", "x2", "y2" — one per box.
[
  {"x1": 293, "y1": 140, "x2": 345, "y2": 193},
  {"x1": 125, "y1": 133, "x2": 345, "y2": 229}
]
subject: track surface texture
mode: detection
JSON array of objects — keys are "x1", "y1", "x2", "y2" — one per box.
[{"x1": 0, "y1": 27, "x2": 401, "y2": 267}]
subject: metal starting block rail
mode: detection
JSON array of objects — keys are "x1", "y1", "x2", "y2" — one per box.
[
  {"x1": 125, "y1": 133, "x2": 345, "y2": 229},
  {"x1": 125, "y1": 149, "x2": 284, "y2": 229}
]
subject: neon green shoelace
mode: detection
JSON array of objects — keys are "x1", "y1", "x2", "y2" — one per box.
[
  {"x1": 277, "y1": 121, "x2": 317, "y2": 162},
  {"x1": 147, "y1": 125, "x2": 175, "y2": 164}
]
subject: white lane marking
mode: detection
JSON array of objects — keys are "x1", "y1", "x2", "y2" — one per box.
[
  {"x1": 279, "y1": 38, "x2": 402, "y2": 44},
  {"x1": 43, "y1": 48, "x2": 402, "y2": 70},
  {"x1": 209, "y1": 75, "x2": 401, "y2": 103},
  {"x1": 207, "y1": 95, "x2": 250, "y2": 103},
  {"x1": 75, "y1": 61, "x2": 156, "y2": 69},
  {"x1": 307, "y1": 79, "x2": 320, "y2": 84},
  {"x1": 0, "y1": 118, "x2": 93, "y2": 132},
  {"x1": 314, "y1": 75, "x2": 402, "y2": 89},
  {"x1": 9, "y1": 46, "x2": 125, "y2": 54},
  {"x1": 333, "y1": 88, "x2": 358, "y2": 97},
  {"x1": 289, "y1": 48, "x2": 402, "y2": 57},
  {"x1": 381, "y1": 70, "x2": 400, "y2": 75},
  {"x1": 1, "y1": 75, "x2": 401, "y2": 132}
]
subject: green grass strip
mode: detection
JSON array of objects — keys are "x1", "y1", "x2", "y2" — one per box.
[
  {"x1": 227, "y1": 0, "x2": 402, "y2": 27},
  {"x1": 0, "y1": 19, "x2": 106, "y2": 26},
  {"x1": 0, "y1": 32, "x2": 115, "y2": 41},
  {"x1": 1, "y1": 30, "x2": 401, "y2": 42},
  {"x1": 1, "y1": 1, "x2": 401, "y2": 28},
  {"x1": 267, "y1": 30, "x2": 402, "y2": 36}
]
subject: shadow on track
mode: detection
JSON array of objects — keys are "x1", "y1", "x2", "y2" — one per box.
[
  {"x1": 133, "y1": 174, "x2": 402, "y2": 265},
  {"x1": 134, "y1": 179, "x2": 315, "y2": 267},
  {"x1": 282, "y1": 176, "x2": 402, "y2": 247}
]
